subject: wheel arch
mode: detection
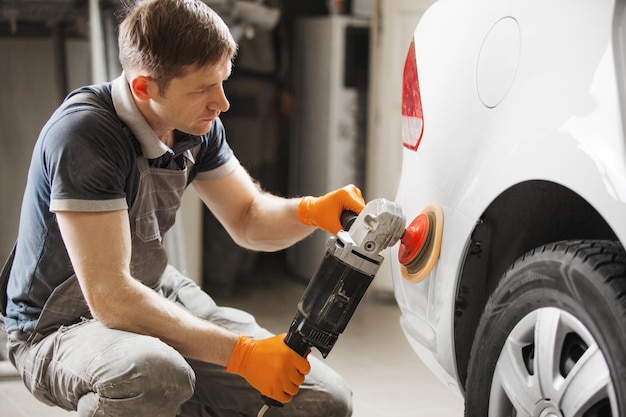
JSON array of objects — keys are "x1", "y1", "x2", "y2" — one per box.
[{"x1": 452, "y1": 179, "x2": 619, "y2": 390}]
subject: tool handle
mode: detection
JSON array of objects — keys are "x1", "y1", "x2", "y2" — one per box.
[
  {"x1": 261, "y1": 395, "x2": 285, "y2": 408},
  {"x1": 284, "y1": 325, "x2": 311, "y2": 356},
  {"x1": 261, "y1": 326, "x2": 310, "y2": 408},
  {"x1": 340, "y1": 210, "x2": 358, "y2": 231}
]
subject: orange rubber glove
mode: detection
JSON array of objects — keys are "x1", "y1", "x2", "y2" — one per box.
[
  {"x1": 297, "y1": 184, "x2": 366, "y2": 235},
  {"x1": 226, "y1": 334, "x2": 311, "y2": 404}
]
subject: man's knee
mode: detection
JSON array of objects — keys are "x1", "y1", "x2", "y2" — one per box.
[
  {"x1": 289, "y1": 386, "x2": 353, "y2": 417},
  {"x1": 319, "y1": 378, "x2": 353, "y2": 417},
  {"x1": 83, "y1": 336, "x2": 195, "y2": 416},
  {"x1": 294, "y1": 359, "x2": 353, "y2": 417}
]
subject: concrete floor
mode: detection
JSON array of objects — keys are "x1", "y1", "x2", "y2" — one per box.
[{"x1": 0, "y1": 258, "x2": 464, "y2": 417}]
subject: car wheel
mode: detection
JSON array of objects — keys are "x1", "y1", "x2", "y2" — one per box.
[{"x1": 465, "y1": 240, "x2": 626, "y2": 417}]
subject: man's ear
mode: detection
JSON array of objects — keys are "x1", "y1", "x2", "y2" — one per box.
[{"x1": 130, "y1": 76, "x2": 153, "y2": 101}]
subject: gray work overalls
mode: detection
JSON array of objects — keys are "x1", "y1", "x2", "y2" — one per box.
[{"x1": 3, "y1": 95, "x2": 351, "y2": 417}]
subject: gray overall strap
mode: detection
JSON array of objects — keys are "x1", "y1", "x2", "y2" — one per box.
[{"x1": 0, "y1": 242, "x2": 16, "y2": 328}]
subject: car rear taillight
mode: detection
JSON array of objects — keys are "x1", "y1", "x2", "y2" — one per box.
[{"x1": 402, "y1": 39, "x2": 424, "y2": 151}]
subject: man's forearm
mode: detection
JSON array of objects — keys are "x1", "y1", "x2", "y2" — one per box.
[
  {"x1": 238, "y1": 194, "x2": 314, "y2": 251},
  {"x1": 93, "y1": 275, "x2": 238, "y2": 366}
]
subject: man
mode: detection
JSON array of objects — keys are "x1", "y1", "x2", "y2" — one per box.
[{"x1": 1, "y1": 0, "x2": 364, "y2": 416}]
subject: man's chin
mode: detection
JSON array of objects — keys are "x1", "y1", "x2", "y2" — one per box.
[{"x1": 185, "y1": 120, "x2": 214, "y2": 136}]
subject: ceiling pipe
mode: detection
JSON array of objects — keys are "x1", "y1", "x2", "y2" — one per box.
[
  {"x1": 89, "y1": 0, "x2": 107, "y2": 83},
  {"x1": 103, "y1": 9, "x2": 121, "y2": 78},
  {"x1": 52, "y1": 21, "x2": 68, "y2": 101},
  {"x1": 1, "y1": 7, "x2": 19, "y2": 34}
]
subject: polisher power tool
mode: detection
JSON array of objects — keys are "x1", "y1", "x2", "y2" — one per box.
[{"x1": 258, "y1": 199, "x2": 444, "y2": 416}]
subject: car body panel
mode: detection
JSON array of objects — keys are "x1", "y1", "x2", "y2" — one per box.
[{"x1": 390, "y1": 0, "x2": 626, "y2": 399}]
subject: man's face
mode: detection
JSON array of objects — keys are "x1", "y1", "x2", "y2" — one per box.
[{"x1": 151, "y1": 59, "x2": 232, "y2": 136}]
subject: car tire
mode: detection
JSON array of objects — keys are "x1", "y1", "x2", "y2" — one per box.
[{"x1": 465, "y1": 240, "x2": 626, "y2": 417}]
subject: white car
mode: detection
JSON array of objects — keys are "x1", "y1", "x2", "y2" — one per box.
[{"x1": 390, "y1": 0, "x2": 626, "y2": 415}]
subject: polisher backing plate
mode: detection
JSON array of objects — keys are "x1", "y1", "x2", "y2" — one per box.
[{"x1": 400, "y1": 204, "x2": 444, "y2": 283}]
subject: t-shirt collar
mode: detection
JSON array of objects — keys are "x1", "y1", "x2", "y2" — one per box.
[{"x1": 111, "y1": 73, "x2": 172, "y2": 159}]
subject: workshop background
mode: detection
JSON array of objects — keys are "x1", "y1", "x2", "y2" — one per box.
[{"x1": 0, "y1": 0, "x2": 462, "y2": 416}]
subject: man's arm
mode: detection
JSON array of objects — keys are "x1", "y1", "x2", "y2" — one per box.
[
  {"x1": 193, "y1": 164, "x2": 366, "y2": 251},
  {"x1": 56, "y1": 209, "x2": 238, "y2": 365},
  {"x1": 193, "y1": 164, "x2": 315, "y2": 252}
]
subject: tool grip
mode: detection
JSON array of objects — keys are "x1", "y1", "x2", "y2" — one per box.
[
  {"x1": 262, "y1": 395, "x2": 285, "y2": 408},
  {"x1": 261, "y1": 329, "x2": 309, "y2": 407},
  {"x1": 340, "y1": 210, "x2": 358, "y2": 231}
]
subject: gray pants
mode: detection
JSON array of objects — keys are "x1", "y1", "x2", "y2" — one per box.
[{"x1": 7, "y1": 267, "x2": 353, "y2": 417}]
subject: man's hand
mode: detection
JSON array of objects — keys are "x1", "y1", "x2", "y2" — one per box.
[
  {"x1": 226, "y1": 334, "x2": 311, "y2": 403},
  {"x1": 297, "y1": 184, "x2": 366, "y2": 235}
]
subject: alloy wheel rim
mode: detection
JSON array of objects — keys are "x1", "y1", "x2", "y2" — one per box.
[{"x1": 488, "y1": 307, "x2": 618, "y2": 417}]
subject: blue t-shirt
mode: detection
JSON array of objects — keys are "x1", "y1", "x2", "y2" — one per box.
[{"x1": 5, "y1": 80, "x2": 236, "y2": 333}]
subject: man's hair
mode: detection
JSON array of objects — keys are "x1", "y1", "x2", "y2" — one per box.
[{"x1": 118, "y1": 0, "x2": 237, "y2": 93}]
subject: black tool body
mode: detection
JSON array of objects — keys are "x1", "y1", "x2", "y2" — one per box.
[{"x1": 262, "y1": 202, "x2": 405, "y2": 408}]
